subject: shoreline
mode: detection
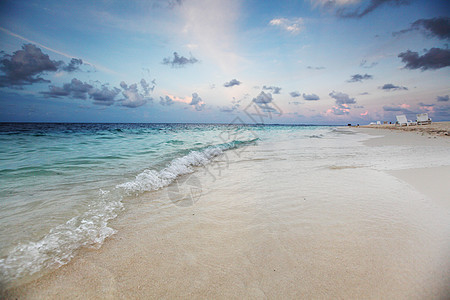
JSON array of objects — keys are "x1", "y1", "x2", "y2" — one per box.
[
  {"x1": 356, "y1": 121, "x2": 450, "y2": 137},
  {"x1": 3, "y1": 127, "x2": 450, "y2": 299}
]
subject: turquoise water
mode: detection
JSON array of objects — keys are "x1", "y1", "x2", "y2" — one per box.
[{"x1": 0, "y1": 123, "x2": 331, "y2": 284}]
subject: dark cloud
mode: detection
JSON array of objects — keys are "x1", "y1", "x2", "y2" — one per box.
[
  {"x1": 263, "y1": 85, "x2": 282, "y2": 94},
  {"x1": 437, "y1": 95, "x2": 449, "y2": 102},
  {"x1": 306, "y1": 66, "x2": 325, "y2": 70},
  {"x1": 159, "y1": 95, "x2": 174, "y2": 106},
  {"x1": 253, "y1": 91, "x2": 273, "y2": 104},
  {"x1": 347, "y1": 73, "x2": 373, "y2": 82},
  {"x1": 290, "y1": 91, "x2": 301, "y2": 98},
  {"x1": 89, "y1": 86, "x2": 121, "y2": 106},
  {"x1": 162, "y1": 52, "x2": 198, "y2": 67},
  {"x1": 61, "y1": 58, "x2": 83, "y2": 72},
  {"x1": 251, "y1": 91, "x2": 280, "y2": 114},
  {"x1": 398, "y1": 48, "x2": 450, "y2": 71},
  {"x1": 337, "y1": 0, "x2": 411, "y2": 19},
  {"x1": 418, "y1": 102, "x2": 434, "y2": 107},
  {"x1": 359, "y1": 92, "x2": 369, "y2": 95},
  {"x1": 190, "y1": 92, "x2": 205, "y2": 111},
  {"x1": 289, "y1": 101, "x2": 301, "y2": 105},
  {"x1": 41, "y1": 78, "x2": 93, "y2": 99},
  {"x1": 224, "y1": 79, "x2": 241, "y2": 87},
  {"x1": 0, "y1": 44, "x2": 62, "y2": 87},
  {"x1": 393, "y1": 17, "x2": 450, "y2": 40},
  {"x1": 360, "y1": 60, "x2": 378, "y2": 68},
  {"x1": 380, "y1": 83, "x2": 408, "y2": 91},
  {"x1": 329, "y1": 91, "x2": 356, "y2": 106},
  {"x1": 303, "y1": 93, "x2": 320, "y2": 101},
  {"x1": 42, "y1": 77, "x2": 153, "y2": 107}
]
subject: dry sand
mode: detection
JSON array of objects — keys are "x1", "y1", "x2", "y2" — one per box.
[
  {"x1": 358, "y1": 121, "x2": 450, "y2": 137},
  {"x1": 3, "y1": 127, "x2": 450, "y2": 299}
]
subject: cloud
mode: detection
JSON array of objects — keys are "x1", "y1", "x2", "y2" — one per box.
[
  {"x1": 306, "y1": 65, "x2": 325, "y2": 70},
  {"x1": 118, "y1": 79, "x2": 154, "y2": 108},
  {"x1": 329, "y1": 91, "x2": 356, "y2": 107},
  {"x1": 398, "y1": 48, "x2": 450, "y2": 71},
  {"x1": 61, "y1": 58, "x2": 83, "y2": 72},
  {"x1": 347, "y1": 73, "x2": 373, "y2": 82},
  {"x1": 327, "y1": 106, "x2": 350, "y2": 115},
  {"x1": 251, "y1": 91, "x2": 281, "y2": 114},
  {"x1": 41, "y1": 78, "x2": 93, "y2": 99},
  {"x1": 223, "y1": 79, "x2": 241, "y2": 87},
  {"x1": 89, "y1": 86, "x2": 121, "y2": 106},
  {"x1": 303, "y1": 93, "x2": 320, "y2": 101},
  {"x1": 418, "y1": 102, "x2": 434, "y2": 107},
  {"x1": 0, "y1": 44, "x2": 62, "y2": 87},
  {"x1": 219, "y1": 97, "x2": 242, "y2": 113},
  {"x1": 162, "y1": 52, "x2": 199, "y2": 67},
  {"x1": 190, "y1": 92, "x2": 205, "y2": 111},
  {"x1": 382, "y1": 103, "x2": 411, "y2": 112},
  {"x1": 393, "y1": 17, "x2": 450, "y2": 40},
  {"x1": 263, "y1": 85, "x2": 281, "y2": 94},
  {"x1": 432, "y1": 105, "x2": 450, "y2": 119},
  {"x1": 289, "y1": 101, "x2": 302, "y2": 105},
  {"x1": 290, "y1": 91, "x2": 301, "y2": 98},
  {"x1": 269, "y1": 18, "x2": 304, "y2": 34},
  {"x1": 336, "y1": 0, "x2": 411, "y2": 18},
  {"x1": 160, "y1": 95, "x2": 174, "y2": 106},
  {"x1": 360, "y1": 60, "x2": 378, "y2": 68},
  {"x1": 437, "y1": 95, "x2": 449, "y2": 102},
  {"x1": 253, "y1": 91, "x2": 273, "y2": 104},
  {"x1": 41, "y1": 77, "x2": 153, "y2": 107},
  {"x1": 380, "y1": 83, "x2": 408, "y2": 91}
]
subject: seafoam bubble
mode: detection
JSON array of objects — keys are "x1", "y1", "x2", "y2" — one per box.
[{"x1": 117, "y1": 139, "x2": 257, "y2": 195}]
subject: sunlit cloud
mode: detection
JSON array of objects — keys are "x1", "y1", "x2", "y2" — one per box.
[{"x1": 269, "y1": 18, "x2": 304, "y2": 34}]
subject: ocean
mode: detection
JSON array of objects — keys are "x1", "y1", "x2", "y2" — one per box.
[{"x1": 0, "y1": 123, "x2": 449, "y2": 297}]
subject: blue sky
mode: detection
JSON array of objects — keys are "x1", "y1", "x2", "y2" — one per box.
[{"x1": 0, "y1": 0, "x2": 449, "y2": 124}]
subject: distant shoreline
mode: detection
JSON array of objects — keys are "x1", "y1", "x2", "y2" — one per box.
[{"x1": 356, "y1": 121, "x2": 450, "y2": 136}]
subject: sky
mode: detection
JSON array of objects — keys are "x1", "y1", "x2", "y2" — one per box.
[{"x1": 0, "y1": 0, "x2": 449, "y2": 124}]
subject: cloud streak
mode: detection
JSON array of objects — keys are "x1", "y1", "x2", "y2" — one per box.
[
  {"x1": 380, "y1": 83, "x2": 408, "y2": 91},
  {"x1": 338, "y1": 0, "x2": 411, "y2": 18},
  {"x1": 393, "y1": 17, "x2": 450, "y2": 40}
]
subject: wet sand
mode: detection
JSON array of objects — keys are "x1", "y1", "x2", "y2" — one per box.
[{"x1": 3, "y1": 129, "x2": 450, "y2": 299}]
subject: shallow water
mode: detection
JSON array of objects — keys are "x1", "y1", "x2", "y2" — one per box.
[{"x1": 0, "y1": 123, "x2": 328, "y2": 285}]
